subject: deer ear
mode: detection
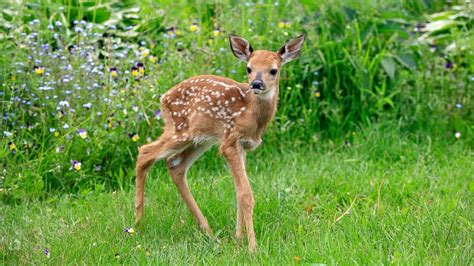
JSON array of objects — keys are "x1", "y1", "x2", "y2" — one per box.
[
  {"x1": 278, "y1": 34, "x2": 305, "y2": 64},
  {"x1": 229, "y1": 34, "x2": 253, "y2": 62}
]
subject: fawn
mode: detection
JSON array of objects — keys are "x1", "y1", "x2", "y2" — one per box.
[{"x1": 135, "y1": 34, "x2": 305, "y2": 252}]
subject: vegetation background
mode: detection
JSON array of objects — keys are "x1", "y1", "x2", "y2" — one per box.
[{"x1": 1, "y1": 0, "x2": 472, "y2": 264}]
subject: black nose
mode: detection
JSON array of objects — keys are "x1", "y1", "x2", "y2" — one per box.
[{"x1": 251, "y1": 79, "x2": 264, "y2": 89}]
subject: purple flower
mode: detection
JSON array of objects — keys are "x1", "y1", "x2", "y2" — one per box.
[
  {"x1": 444, "y1": 59, "x2": 453, "y2": 69},
  {"x1": 44, "y1": 249, "x2": 50, "y2": 258},
  {"x1": 154, "y1": 110, "x2": 161, "y2": 119}
]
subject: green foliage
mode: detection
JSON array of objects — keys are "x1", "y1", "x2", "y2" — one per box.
[{"x1": 0, "y1": 0, "x2": 473, "y2": 200}]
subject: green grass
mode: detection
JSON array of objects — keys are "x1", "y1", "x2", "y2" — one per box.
[{"x1": 2, "y1": 135, "x2": 472, "y2": 264}]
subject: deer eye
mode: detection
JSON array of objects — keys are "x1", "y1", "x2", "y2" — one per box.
[
  {"x1": 270, "y1": 69, "x2": 278, "y2": 75},
  {"x1": 246, "y1": 67, "x2": 252, "y2": 74}
]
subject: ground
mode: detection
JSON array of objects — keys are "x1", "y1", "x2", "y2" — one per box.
[{"x1": 1, "y1": 136, "x2": 472, "y2": 264}]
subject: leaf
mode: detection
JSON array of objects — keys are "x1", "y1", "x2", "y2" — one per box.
[
  {"x1": 396, "y1": 53, "x2": 417, "y2": 70},
  {"x1": 381, "y1": 56, "x2": 396, "y2": 79}
]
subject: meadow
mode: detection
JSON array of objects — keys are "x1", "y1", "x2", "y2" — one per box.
[{"x1": 1, "y1": 0, "x2": 473, "y2": 264}]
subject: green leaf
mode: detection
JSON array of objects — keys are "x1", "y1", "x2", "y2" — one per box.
[
  {"x1": 381, "y1": 56, "x2": 396, "y2": 79},
  {"x1": 396, "y1": 53, "x2": 417, "y2": 70}
]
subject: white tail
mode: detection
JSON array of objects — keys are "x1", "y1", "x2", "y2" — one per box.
[{"x1": 135, "y1": 34, "x2": 305, "y2": 252}]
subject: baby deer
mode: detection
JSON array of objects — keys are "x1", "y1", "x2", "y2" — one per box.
[{"x1": 135, "y1": 34, "x2": 305, "y2": 252}]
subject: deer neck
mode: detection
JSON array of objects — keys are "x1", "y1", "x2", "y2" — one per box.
[{"x1": 251, "y1": 85, "x2": 279, "y2": 134}]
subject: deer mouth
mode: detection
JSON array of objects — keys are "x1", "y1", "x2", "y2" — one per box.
[{"x1": 251, "y1": 87, "x2": 266, "y2": 94}]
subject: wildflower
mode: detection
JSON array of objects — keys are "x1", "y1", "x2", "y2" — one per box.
[
  {"x1": 115, "y1": 253, "x2": 120, "y2": 259},
  {"x1": 165, "y1": 27, "x2": 177, "y2": 38},
  {"x1": 444, "y1": 59, "x2": 454, "y2": 69},
  {"x1": 190, "y1": 22, "x2": 199, "y2": 32},
  {"x1": 3, "y1": 131, "x2": 13, "y2": 138},
  {"x1": 154, "y1": 110, "x2": 161, "y2": 119},
  {"x1": 141, "y1": 48, "x2": 150, "y2": 58},
  {"x1": 94, "y1": 164, "x2": 102, "y2": 172},
  {"x1": 109, "y1": 68, "x2": 118, "y2": 78},
  {"x1": 57, "y1": 111, "x2": 65, "y2": 118},
  {"x1": 293, "y1": 256, "x2": 301, "y2": 263},
  {"x1": 77, "y1": 129, "x2": 87, "y2": 139},
  {"x1": 44, "y1": 249, "x2": 50, "y2": 258},
  {"x1": 33, "y1": 66, "x2": 45, "y2": 75},
  {"x1": 132, "y1": 105, "x2": 139, "y2": 112},
  {"x1": 278, "y1": 20, "x2": 291, "y2": 29},
  {"x1": 124, "y1": 227, "x2": 135, "y2": 234},
  {"x1": 213, "y1": 28, "x2": 221, "y2": 37},
  {"x1": 148, "y1": 56, "x2": 157, "y2": 63},
  {"x1": 54, "y1": 131, "x2": 60, "y2": 137},
  {"x1": 314, "y1": 90, "x2": 321, "y2": 98},
  {"x1": 131, "y1": 66, "x2": 139, "y2": 77},
  {"x1": 83, "y1": 103, "x2": 92, "y2": 110},
  {"x1": 58, "y1": 100, "x2": 70, "y2": 108},
  {"x1": 455, "y1": 132, "x2": 461, "y2": 139},
  {"x1": 49, "y1": 128, "x2": 56, "y2": 133},
  {"x1": 129, "y1": 133, "x2": 140, "y2": 142},
  {"x1": 145, "y1": 248, "x2": 151, "y2": 256},
  {"x1": 455, "y1": 103, "x2": 462, "y2": 109},
  {"x1": 72, "y1": 160, "x2": 81, "y2": 171},
  {"x1": 136, "y1": 63, "x2": 145, "y2": 75},
  {"x1": 8, "y1": 142, "x2": 17, "y2": 152}
]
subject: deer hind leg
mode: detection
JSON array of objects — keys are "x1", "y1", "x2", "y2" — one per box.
[
  {"x1": 135, "y1": 134, "x2": 189, "y2": 226},
  {"x1": 166, "y1": 142, "x2": 213, "y2": 235},
  {"x1": 221, "y1": 142, "x2": 256, "y2": 252}
]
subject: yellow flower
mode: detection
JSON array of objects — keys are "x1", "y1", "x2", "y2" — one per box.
[
  {"x1": 54, "y1": 131, "x2": 60, "y2": 137},
  {"x1": 124, "y1": 227, "x2": 135, "y2": 234},
  {"x1": 9, "y1": 142, "x2": 17, "y2": 151},
  {"x1": 131, "y1": 67, "x2": 139, "y2": 77},
  {"x1": 141, "y1": 48, "x2": 150, "y2": 58},
  {"x1": 139, "y1": 67, "x2": 145, "y2": 75},
  {"x1": 207, "y1": 39, "x2": 214, "y2": 45},
  {"x1": 148, "y1": 56, "x2": 157, "y2": 63},
  {"x1": 77, "y1": 129, "x2": 87, "y2": 139},
  {"x1": 314, "y1": 90, "x2": 321, "y2": 98},
  {"x1": 72, "y1": 161, "x2": 81, "y2": 171},
  {"x1": 213, "y1": 29, "x2": 220, "y2": 37},
  {"x1": 34, "y1": 66, "x2": 45, "y2": 75},
  {"x1": 190, "y1": 23, "x2": 198, "y2": 32},
  {"x1": 175, "y1": 30, "x2": 182, "y2": 36},
  {"x1": 293, "y1": 256, "x2": 301, "y2": 263},
  {"x1": 278, "y1": 20, "x2": 291, "y2": 29},
  {"x1": 110, "y1": 70, "x2": 118, "y2": 77},
  {"x1": 131, "y1": 134, "x2": 140, "y2": 142}
]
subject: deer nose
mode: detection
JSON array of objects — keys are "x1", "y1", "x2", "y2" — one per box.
[{"x1": 250, "y1": 79, "x2": 264, "y2": 90}]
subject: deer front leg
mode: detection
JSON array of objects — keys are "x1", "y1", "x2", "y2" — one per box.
[{"x1": 222, "y1": 143, "x2": 256, "y2": 252}]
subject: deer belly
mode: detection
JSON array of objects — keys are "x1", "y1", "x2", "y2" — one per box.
[{"x1": 240, "y1": 138, "x2": 262, "y2": 150}]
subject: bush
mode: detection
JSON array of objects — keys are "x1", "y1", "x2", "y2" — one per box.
[{"x1": 1, "y1": 0, "x2": 472, "y2": 201}]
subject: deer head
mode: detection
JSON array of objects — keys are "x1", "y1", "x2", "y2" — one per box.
[{"x1": 229, "y1": 34, "x2": 305, "y2": 97}]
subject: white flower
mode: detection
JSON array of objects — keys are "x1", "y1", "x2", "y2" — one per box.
[{"x1": 455, "y1": 132, "x2": 461, "y2": 139}]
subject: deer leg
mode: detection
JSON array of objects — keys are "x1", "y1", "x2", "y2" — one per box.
[
  {"x1": 135, "y1": 135, "x2": 187, "y2": 226},
  {"x1": 222, "y1": 143, "x2": 256, "y2": 252},
  {"x1": 167, "y1": 143, "x2": 213, "y2": 235}
]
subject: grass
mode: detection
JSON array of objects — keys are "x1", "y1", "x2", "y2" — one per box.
[{"x1": 2, "y1": 133, "x2": 472, "y2": 264}]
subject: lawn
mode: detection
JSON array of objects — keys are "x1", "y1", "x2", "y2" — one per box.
[{"x1": 2, "y1": 133, "x2": 472, "y2": 264}]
